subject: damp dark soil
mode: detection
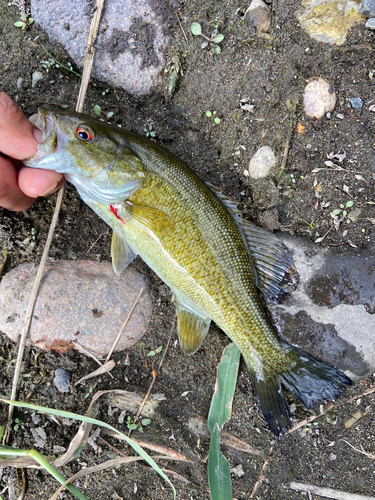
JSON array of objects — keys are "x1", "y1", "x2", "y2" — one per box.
[{"x1": 0, "y1": 0, "x2": 374, "y2": 499}]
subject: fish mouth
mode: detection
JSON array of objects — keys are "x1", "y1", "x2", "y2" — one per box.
[{"x1": 23, "y1": 108, "x2": 68, "y2": 169}]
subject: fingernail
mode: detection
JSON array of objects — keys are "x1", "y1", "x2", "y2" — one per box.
[
  {"x1": 39, "y1": 179, "x2": 63, "y2": 197},
  {"x1": 33, "y1": 127, "x2": 43, "y2": 143}
]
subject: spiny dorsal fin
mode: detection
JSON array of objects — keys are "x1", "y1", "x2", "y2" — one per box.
[
  {"x1": 111, "y1": 231, "x2": 137, "y2": 276},
  {"x1": 204, "y1": 181, "x2": 298, "y2": 300},
  {"x1": 172, "y1": 293, "x2": 211, "y2": 354}
]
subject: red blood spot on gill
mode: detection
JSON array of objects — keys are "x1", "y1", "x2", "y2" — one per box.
[{"x1": 110, "y1": 205, "x2": 126, "y2": 225}]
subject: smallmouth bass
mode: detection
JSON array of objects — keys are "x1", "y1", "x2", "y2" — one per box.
[{"x1": 24, "y1": 109, "x2": 351, "y2": 436}]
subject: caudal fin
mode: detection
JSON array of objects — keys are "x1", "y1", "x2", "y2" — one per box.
[{"x1": 249, "y1": 344, "x2": 352, "y2": 437}]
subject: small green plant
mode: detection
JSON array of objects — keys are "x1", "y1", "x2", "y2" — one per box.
[
  {"x1": 206, "y1": 110, "x2": 221, "y2": 124},
  {"x1": 299, "y1": 218, "x2": 315, "y2": 229},
  {"x1": 144, "y1": 124, "x2": 156, "y2": 138},
  {"x1": 147, "y1": 345, "x2": 162, "y2": 356},
  {"x1": 190, "y1": 22, "x2": 224, "y2": 54},
  {"x1": 14, "y1": 12, "x2": 34, "y2": 30},
  {"x1": 93, "y1": 104, "x2": 101, "y2": 117},
  {"x1": 40, "y1": 44, "x2": 81, "y2": 77},
  {"x1": 13, "y1": 418, "x2": 24, "y2": 431},
  {"x1": 331, "y1": 200, "x2": 353, "y2": 218},
  {"x1": 126, "y1": 416, "x2": 151, "y2": 433}
]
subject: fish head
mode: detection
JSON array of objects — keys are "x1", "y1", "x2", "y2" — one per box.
[{"x1": 24, "y1": 109, "x2": 145, "y2": 204}]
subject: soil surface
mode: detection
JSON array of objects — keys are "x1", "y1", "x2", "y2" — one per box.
[{"x1": 0, "y1": 0, "x2": 374, "y2": 499}]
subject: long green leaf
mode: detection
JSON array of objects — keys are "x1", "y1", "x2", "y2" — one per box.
[
  {"x1": 0, "y1": 398, "x2": 176, "y2": 499},
  {"x1": 207, "y1": 343, "x2": 240, "y2": 500},
  {"x1": 0, "y1": 446, "x2": 89, "y2": 500}
]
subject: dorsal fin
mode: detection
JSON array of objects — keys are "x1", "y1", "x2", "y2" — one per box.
[
  {"x1": 172, "y1": 293, "x2": 211, "y2": 354},
  {"x1": 204, "y1": 181, "x2": 298, "y2": 300}
]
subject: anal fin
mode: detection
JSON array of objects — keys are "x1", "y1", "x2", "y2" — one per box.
[{"x1": 172, "y1": 294, "x2": 211, "y2": 354}]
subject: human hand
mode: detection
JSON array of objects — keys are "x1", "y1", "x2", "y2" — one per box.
[{"x1": 0, "y1": 92, "x2": 63, "y2": 211}]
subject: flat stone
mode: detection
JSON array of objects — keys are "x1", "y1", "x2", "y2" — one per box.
[
  {"x1": 296, "y1": 0, "x2": 366, "y2": 46},
  {"x1": 270, "y1": 235, "x2": 375, "y2": 381},
  {"x1": 248, "y1": 146, "x2": 276, "y2": 179},
  {"x1": 54, "y1": 368, "x2": 71, "y2": 393},
  {"x1": 360, "y1": 0, "x2": 375, "y2": 17},
  {"x1": 31, "y1": 0, "x2": 170, "y2": 97},
  {"x1": 0, "y1": 261, "x2": 152, "y2": 356},
  {"x1": 303, "y1": 77, "x2": 336, "y2": 119},
  {"x1": 365, "y1": 17, "x2": 375, "y2": 28},
  {"x1": 244, "y1": 0, "x2": 272, "y2": 32}
]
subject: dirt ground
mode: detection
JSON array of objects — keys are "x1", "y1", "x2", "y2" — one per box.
[{"x1": 0, "y1": 0, "x2": 375, "y2": 499}]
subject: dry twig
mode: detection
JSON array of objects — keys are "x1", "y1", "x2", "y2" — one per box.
[
  {"x1": 248, "y1": 445, "x2": 274, "y2": 499},
  {"x1": 133, "y1": 319, "x2": 175, "y2": 422},
  {"x1": 289, "y1": 481, "x2": 375, "y2": 500}
]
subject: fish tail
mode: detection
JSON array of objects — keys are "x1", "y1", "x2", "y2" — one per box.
[{"x1": 248, "y1": 343, "x2": 352, "y2": 437}]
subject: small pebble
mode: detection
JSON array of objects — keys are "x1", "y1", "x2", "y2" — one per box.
[
  {"x1": 365, "y1": 17, "x2": 375, "y2": 29},
  {"x1": 16, "y1": 77, "x2": 23, "y2": 89},
  {"x1": 303, "y1": 77, "x2": 336, "y2": 119},
  {"x1": 248, "y1": 146, "x2": 276, "y2": 179},
  {"x1": 349, "y1": 97, "x2": 363, "y2": 109},
  {"x1": 54, "y1": 368, "x2": 71, "y2": 393},
  {"x1": 244, "y1": 0, "x2": 271, "y2": 32},
  {"x1": 31, "y1": 71, "x2": 43, "y2": 88}
]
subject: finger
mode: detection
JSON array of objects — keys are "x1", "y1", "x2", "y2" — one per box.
[
  {"x1": 0, "y1": 157, "x2": 35, "y2": 211},
  {"x1": 0, "y1": 92, "x2": 39, "y2": 159},
  {"x1": 18, "y1": 167, "x2": 64, "y2": 198}
]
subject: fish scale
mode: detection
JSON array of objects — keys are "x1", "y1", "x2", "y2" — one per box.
[{"x1": 24, "y1": 109, "x2": 352, "y2": 436}]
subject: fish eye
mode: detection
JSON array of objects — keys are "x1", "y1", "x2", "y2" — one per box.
[{"x1": 76, "y1": 126, "x2": 95, "y2": 141}]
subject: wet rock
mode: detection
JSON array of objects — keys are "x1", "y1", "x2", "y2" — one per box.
[
  {"x1": 54, "y1": 368, "x2": 71, "y2": 393},
  {"x1": 270, "y1": 235, "x2": 375, "y2": 380},
  {"x1": 30, "y1": 0, "x2": 170, "y2": 97},
  {"x1": 0, "y1": 261, "x2": 152, "y2": 356},
  {"x1": 360, "y1": 0, "x2": 375, "y2": 17},
  {"x1": 365, "y1": 17, "x2": 375, "y2": 28},
  {"x1": 296, "y1": 0, "x2": 365, "y2": 46},
  {"x1": 248, "y1": 146, "x2": 276, "y2": 179},
  {"x1": 349, "y1": 97, "x2": 363, "y2": 109},
  {"x1": 244, "y1": 0, "x2": 271, "y2": 32},
  {"x1": 31, "y1": 71, "x2": 43, "y2": 88},
  {"x1": 303, "y1": 77, "x2": 336, "y2": 119}
]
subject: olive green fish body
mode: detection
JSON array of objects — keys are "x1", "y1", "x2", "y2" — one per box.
[{"x1": 24, "y1": 110, "x2": 351, "y2": 436}]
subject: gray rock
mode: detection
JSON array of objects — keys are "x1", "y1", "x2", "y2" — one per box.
[
  {"x1": 54, "y1": 368, "x2": 71, "y2": 393},
  {"x1": 244, "y1": 0, "x2": 271, "y2": 32},
  {"x1": 270, "y1": 236, "x2": 375, "y2": 381},
  {"x1": 30, "y1": 0, "x2": 170, "y2": 96},
  {"x1": 0, "y1": 260, "x2": 152, "y2": 356},
  {"x1": 349, "y1": 97, "x2": 363, "y2": 109},
  {"x1": 360, "y1": 0, "x2": 375, "y2": 17},
  {"x1": 365, "y1": 17, "x2": 375, "y2": 29}
]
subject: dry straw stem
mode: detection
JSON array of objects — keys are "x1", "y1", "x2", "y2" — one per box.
[
  {"x1": 248, "y1": 445, "x2": 274, "y2": 499},
  {"x1": 132, "y1": 319, "x2": 175, "y2": 424},
  {"x1": 289, "y1": 481, "x2": 375, "y2": 500},
  {"x1": 5, "y1": 0, "x2": 106, "y2": 443}
]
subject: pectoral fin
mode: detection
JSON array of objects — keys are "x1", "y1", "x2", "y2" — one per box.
[
  {"x1": 128, "y1": 201, "x2": 174, "y2": 233},
  {"x1": 111, "y1": 231, "x2": 137, "y2": 276},
  {"x1": 172, "y1": 294, "x2": 211, "y2": 354}
]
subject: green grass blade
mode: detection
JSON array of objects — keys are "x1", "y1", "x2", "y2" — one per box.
[
  {"x1": 0, "y1": 446, "x2": 89, "y2": 500},
  {"x1": 207, "y1": 343, "x2": 241, "y2": 500},
  {"x1": 0, "y1": 398, "x2": 176, "y2": 499}
]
